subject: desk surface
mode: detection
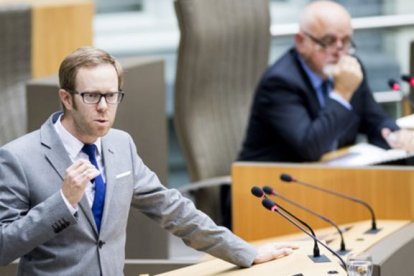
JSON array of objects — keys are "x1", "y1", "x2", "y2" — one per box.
[{"x1": 158, "y1": 220, "x2": 409, "y2": 276}]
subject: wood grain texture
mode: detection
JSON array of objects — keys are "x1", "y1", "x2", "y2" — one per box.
[
  {"x1": 232, "y1": 162, "x2": 414, "y2": 241},
  {"x1": 31, "y1": 0, "x2": 94, "y2": 78},
  {"x1": 158, "y1": 220, "x2": 408, "y2": 276}
]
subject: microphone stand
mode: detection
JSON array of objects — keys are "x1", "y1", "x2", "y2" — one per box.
[
  {"x1": 263, "y1": 185, "x2": 348, "y2": 253},
  {"x1": 281, "y1": 174, "x2": 379, "y2": 233},
  {"x1": 251, "y1": 186, "x2": 321, "y2": 257},
  {"x1": 262, "y1": 198, "x2": 347, "y2": 270}
]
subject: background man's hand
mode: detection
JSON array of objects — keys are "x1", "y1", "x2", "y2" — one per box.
[
  {"x1": 253, "y1": 242, "x2": 299, "y2": 264},
  {"x1": 61, "y1": 159, "x2": 100, "y2": 207},
  {"x1": 382, "y1": 128, "x2": 414, "y2": 153},
  {"x1": 331, "y1": 55, "x2": 363, "y2": 102}
]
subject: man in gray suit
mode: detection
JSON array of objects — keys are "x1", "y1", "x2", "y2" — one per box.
[{"x1": 0, "y1": 47, "x2": 297, "y2": 275}]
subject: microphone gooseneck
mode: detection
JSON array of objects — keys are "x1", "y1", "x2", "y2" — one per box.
[
  {"x1": 261, "y1": 198, "x2": 347, "y2": 270},
  {"x1": 263, "y1": 185, "x2": 346, "y2": 252},
  {"x1": 280, "y1": 173, "x2": 377, "y2": 231},
  {"x1": 251, "y1": 186, "x2": 320, "y2": 257},
  {"x1": 389, "y1": 77, "x2": 414, "y2": 112}
]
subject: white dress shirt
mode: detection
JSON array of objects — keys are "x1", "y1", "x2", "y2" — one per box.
[{"x1": 54, "y1": 114, "x2": 105, "y2": 214}]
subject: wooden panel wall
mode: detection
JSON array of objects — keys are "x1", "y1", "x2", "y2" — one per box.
[
  {"x1": 232, "y1": 162, "x2": 414, "y2": 241},
  {"x1": 31, "y1": 0, "x2": 94, "y2": 78},
  {"x1": 0, "y1": 0, "x2": 94, "y2": 78}
]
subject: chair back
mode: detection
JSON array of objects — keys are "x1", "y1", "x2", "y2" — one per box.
[
  {"x1": 174, "y1": 0, "x2": 271, "y2": 181},
  {"x1": 0, "y1": 4, "x2": 31, "y2": 145}
]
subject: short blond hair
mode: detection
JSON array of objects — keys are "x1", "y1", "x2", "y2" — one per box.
[{"x1": 59, "y1": 47, "x2": 123, "y2": 91}]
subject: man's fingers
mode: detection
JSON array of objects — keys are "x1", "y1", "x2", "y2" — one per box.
[
  {"x1": 381, "y1": 128, "x2": 391, "y2": 139},
  {"x1": 62, "y1": 160, "x2": 100, "y2": 206},
  {"x1": 271, "y1": 248, "x2": 294, "y2": 259},
  {"x1": 83, "y1": 167, "x2": 100, "y2": 180},
  {"x1": 253, "y1": 243, "x2": 299, "y2": 264},
  {"x1": 255, "y1": 248, "x2": 294, "y2": 264},
  {"x1": 272, "y1": 242, "x2": 300, "y2": 250},
  {"x1": 67, "y1": 159, "x2": 99, "y2": 180}
]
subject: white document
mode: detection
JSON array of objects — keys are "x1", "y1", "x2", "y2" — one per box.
[
  {"x1": 324, "y1": 143, "x2": 409, "y2": 166},
  {"x1": 396, "y1": 114, "x2": 414, "y2": 129}
]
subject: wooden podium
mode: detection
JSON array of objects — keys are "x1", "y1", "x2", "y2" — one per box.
[
  {"x1": 158, "y1": 220, "x2": 411, "y2": 276},
  {"x1": 159, "y1": 163, "x2": 414, "y2": 275},
  {"x1": 232, "y1": 162, "x2": 414, "y2": 241}
]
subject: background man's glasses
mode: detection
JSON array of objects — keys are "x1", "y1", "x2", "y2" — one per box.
[
  {"x1": 67, "y1": 90, "x2": 125, "y2": 104},
  {"x1": 303, "y1": 31, "x2": 356, "y2": 55}
]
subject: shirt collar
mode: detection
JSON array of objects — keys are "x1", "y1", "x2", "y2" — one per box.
[
  {"x1": 297, "y1": 55, "x2": 325, "y2": 90},
  {"x1": 53, "y1": 114, "x2": 102, "y2": 161}
]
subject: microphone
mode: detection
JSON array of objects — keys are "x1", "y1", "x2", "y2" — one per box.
[
  {"x1": 280, "y1": 173, "x2": 378, "y2": 233},
  {"x1": 388, "y1": 79, "x2": 401, "y2": 91},
  {"x1": 262, "y1": 198, "x2": 347, "y2": 270},
  {"x1": 251, "y1": 186, "x2": 321, "y2": 258},
  {"x1": 401, "y1": 74, "x2": 414, "y2": 87},
  {"x1": 389, "y1": 77, "x2": 414, "y2": 114},
  {"x1": 263, "y1": 185, "x2": 348, "y2": 253}
]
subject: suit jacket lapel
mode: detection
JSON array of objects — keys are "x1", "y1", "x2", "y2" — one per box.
[
  {"x1": 40, "y1": 112, "x2": 98, "y2": 234},
  {"x1": 40, "y1": 113, "x2": 72, "y2": 182},
  {"x1": 99, "y1": 137, "x2": 116, "y2": 233},
  {"x1": 291, "y1": 49, "x2": 323, "y2": 113}
]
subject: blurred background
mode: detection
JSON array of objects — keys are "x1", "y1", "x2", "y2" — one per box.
[
  {"x1": 93, "y1": 0, "x2": 414, "y2": 188},
  {"x1": 1, "y1": 0, "x2": 414, "y2": 267}
]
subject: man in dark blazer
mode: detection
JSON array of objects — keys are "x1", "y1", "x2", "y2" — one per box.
[
  {"x1": 0, "y1": 47, "x2": 297, "y2": 275},
  {"x1": 239, "y1": 0, "x2": 414, "y2": 162}
]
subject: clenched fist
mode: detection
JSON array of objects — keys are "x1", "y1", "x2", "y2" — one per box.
[
  {"x1": 61, "y1": 159, "x2": 100, "y2": 207},
  {"x1": 330, "y1": 55, "x2": 363, "y2": 102}
]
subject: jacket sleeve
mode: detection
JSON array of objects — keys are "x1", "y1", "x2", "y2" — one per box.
[
  {"x1": 126, "y1": 136, "x2": 257, "y2": 267},
  {"x1": 0, "y1": 148, "x2": 77, "y2": 265}
]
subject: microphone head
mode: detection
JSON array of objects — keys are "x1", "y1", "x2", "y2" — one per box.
[
  {"x1": 262, "y1": 198, "x2": 276, "y2": 211},
  {"x1": 402, "y1": 74, "x2": 414, "y2": 86},
  {"x1": 262, "y1": 185, "x2": 274, "y2": 195},
  {"x1": 251, "y1": 186, "x2": 264, "y2": 198},
  {"x1": 280, "y1": 173, "x2": 294, "y2": 183},
  {"x1": 388, "y1": 79, "x2": 400, "y2": 91}
]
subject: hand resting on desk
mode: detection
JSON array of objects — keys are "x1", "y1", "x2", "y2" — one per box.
[
  {"x1": 253, "y1": 242, "x2": 299, "y2": 264},
  {"x1": 382, "y1": 128, "x2": 414, "y2": 153}
]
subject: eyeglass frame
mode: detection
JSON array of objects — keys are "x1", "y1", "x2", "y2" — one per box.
[
  {"x1": 302, "y1": 31, "x2": 356, "y2": 55},
  {"x1": 65, "y1": 89, "x2": 125, "y2": 104}
]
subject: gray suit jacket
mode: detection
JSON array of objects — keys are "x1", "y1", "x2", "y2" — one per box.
[{"x1": 0, "y1": 112, "x2": 256, "y2": 275}]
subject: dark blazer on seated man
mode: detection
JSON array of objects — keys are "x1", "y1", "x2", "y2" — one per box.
[
  {"x1": 238, "y1": 1, "x2": 414, "y2": 163},
  {"x1": 238, "y1": 48, "x2": 398, "y2": 162}
]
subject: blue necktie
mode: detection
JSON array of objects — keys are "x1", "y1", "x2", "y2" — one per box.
[
  {"x1": 320, "y1": 80, "x2": 338, "y2": 150},
  {"x1": 321, "y1": 80, "x2": 330, "y2": 107},
  {"x1": 82, "y1": 144, "x2": 106, "y2": 232}
]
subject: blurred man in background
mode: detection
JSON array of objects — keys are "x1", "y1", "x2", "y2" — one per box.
[{"x1": 239, "y1": 0, "x2": 414, "y2": 162}]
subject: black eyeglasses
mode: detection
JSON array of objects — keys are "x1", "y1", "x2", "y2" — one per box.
[
  {"x1": 302, "y1": 31, "x2": 356, "y2": 55},
  {"x1": 66, "y1": 90, "x2": 125, "y2": 104}
]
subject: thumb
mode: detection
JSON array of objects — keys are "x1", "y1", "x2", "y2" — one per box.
[{"x1": 381, "y1": 128, "x2": 391, "y2": 139}]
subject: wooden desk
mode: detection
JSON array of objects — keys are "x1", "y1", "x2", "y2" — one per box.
[
  {"x1": 232, "y1": 162, "x2": 414, "y2": 241},
  {"x1": 158, "y1": 220, "x2": 408, "y2": 276},
  {"x1": 158, "y1": 242, "x2": 346, "y2": 276}
]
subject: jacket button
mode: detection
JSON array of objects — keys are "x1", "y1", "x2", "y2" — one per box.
[{"x1": 98, "y1": 240, "x2": 105, "y2": 248}]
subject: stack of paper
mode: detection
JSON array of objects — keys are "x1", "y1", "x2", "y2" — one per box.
[{"x1": 324, "y1": 143, "x2": 409, "y2": 166}]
